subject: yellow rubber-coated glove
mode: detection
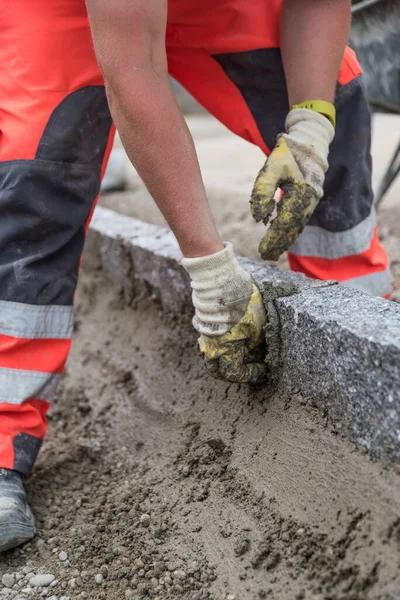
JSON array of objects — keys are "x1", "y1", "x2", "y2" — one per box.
[
  {"x1": 182, "y1": 243, "x2": 267, "y2": 384},
  {"x1": 251, "y1": 109, "x2": 335, "y2": 261},
  {"x1": 198, "y1": 283, "x2": 267, "y2": 383}
]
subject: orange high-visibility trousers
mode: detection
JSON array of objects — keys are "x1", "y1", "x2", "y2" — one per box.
[
  {"x1": 0, "y1": 0, "x2": 390, "y2": 475},
  {"x1": 0, "y1": 0, "x2": 115, "y2": 475}
]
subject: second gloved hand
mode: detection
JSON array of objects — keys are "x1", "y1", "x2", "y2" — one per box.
[
  {"x1": 182, "y1": 243, "x2": 267, "y2": 384},
  {"x1": 250, "y1": 108, "x2": 335, "y2": 261}
]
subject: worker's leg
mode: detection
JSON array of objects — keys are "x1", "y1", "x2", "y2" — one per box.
[
  {"x1": 0, "y1": 0, "x2": 114, "y2": 477},
  {"x1": 167, "y1": 0, "x2": 390, "y2": 296},
  {"x1": 287, "y1": 52, "x2": 390, "y2": 296}
]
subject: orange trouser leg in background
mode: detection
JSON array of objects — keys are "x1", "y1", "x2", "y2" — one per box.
[
  {"x1": 0, "y1": 1, "x2": 115, "y2": 475},
  {"x1": 167, "y1": 0, "x2": 390, "y2": 297}
]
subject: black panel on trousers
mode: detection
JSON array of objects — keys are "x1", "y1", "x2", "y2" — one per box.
[
  {"x1": 213, "y1": 50, "x2": 374, "y2": 233},
  {"x1": 213, "y1": 48, "x2": 289, "y2": 151},
  {"x1": 0, "y1": 160, "x2": 101, "y2": 305},
  {"x1": 314, "y1": 77, "x2": 374, "y2": 232},
  {"x1": 36, "y1": 86, "x2": 112, "y2": 164},
  {"x1": 0, "y1": 86, "x2": 113, "y2": 306},
  {"x1": 13, "y1": 432, "x2": 42, "y2": 477}
]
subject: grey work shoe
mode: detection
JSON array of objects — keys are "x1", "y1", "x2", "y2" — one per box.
[{"x1": 0, "y1": 468, "x2": 35, "y2": 552}]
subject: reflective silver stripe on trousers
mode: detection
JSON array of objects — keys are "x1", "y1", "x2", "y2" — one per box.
[
  {"x1": 289, "y1": 209, "x2": 376, "y2": 259},
  {"x1": 0, "y1": 368, "x2": 61, "y2": 404},
  {"x1": 0, "y1": 301, "x2": 73, "y2": 339},
  {"x1": 341, "y1": 266, "x2": 392, "y2": 297}
]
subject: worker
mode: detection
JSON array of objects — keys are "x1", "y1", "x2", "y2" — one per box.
[{"x1": 0, "y1": 0, "x2": 390, "y2": 551}]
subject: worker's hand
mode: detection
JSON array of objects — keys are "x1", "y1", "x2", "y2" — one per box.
[
  {"x1": 182, "y1": 243, "x2": 267, "y2": 384},
  {"x1": 251, "y1": 109, "x2": 335, "y2": 261}
]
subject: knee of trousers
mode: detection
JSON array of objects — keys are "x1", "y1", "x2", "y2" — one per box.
[
  {"x1": 288, "y1": 226, "x2": 391, "y2": 298},
  {"x1": 302, "y1": 73, "x2": 374, "y2": 242},
  {"x1": 287, "y1": 68, "x2": 391, "y2": 297}
]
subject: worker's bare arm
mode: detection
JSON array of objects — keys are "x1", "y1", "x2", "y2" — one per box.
[
  {"x1": 85, "y1": 0, "x2": 223, "y2": 258},
  {"x1": 280, "y1": 0, "x2": 351, "y2": 105}
]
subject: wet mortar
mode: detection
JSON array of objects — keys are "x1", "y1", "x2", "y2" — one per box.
[{"x1": 0, "y1": 262, "x2": 399, "y2": 600}]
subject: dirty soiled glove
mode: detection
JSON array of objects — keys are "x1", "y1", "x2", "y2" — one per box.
[
  {"x1": 251, "y1": 108, "x2": 335, "y2": 261},
  {"x1": 182, "y1": 243, "x2": 267, "y2": 384}
]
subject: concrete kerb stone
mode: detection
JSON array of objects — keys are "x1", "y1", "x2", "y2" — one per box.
[
  {"x1": 86, "y1": 207, "x2": 191, "y2": 312},
  {"x1": 88, "y1": 206, "x2": 400, "y2": 461},
  {"x1": 277, "y1": 286, "x2": 400, "y2": 457}
]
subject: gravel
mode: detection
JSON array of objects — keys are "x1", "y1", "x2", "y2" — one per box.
[
  {"x1": 139, "y1": 513, "x2": 151, "y2": 527},
  {"x1": 29, "y1": 575, "x2": 55, "y2": 588},
  {"x1": 1, "y1": 577, "x2": 14, "y2": 589}
]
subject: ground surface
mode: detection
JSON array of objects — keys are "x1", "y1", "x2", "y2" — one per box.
[
  {"x1": 1, "y1": 267, "x2": 400, "y2": 600},
  {"x1": 1, "y1": 114, "x2": 398, "y2": 600},
  {"x1": 100, "y1": 113, "x2": 400, "y2": 297}
]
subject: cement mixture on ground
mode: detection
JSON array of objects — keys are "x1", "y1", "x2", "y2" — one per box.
[{"x1": 1, "y1": 266, "x2": 399, "y2": 600}]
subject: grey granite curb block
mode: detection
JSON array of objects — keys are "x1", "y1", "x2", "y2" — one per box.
[{"x1": 88, "y1": 207, "x2": 400, "y2": 461}]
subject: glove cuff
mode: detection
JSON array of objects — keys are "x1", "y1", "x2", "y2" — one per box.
[
  {"x1": 182, "y1": 241, "x2": 237, "y2": 273},
  {"x1": 182, "y1": 242, "x2": 252, "y2": 292},
  {"x1": 285, "y1": 108, "x2": 335, "y2": 163}
]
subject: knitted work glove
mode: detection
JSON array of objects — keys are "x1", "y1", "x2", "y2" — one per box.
[
  {"x1": 182, "y1": 243, "x2": 267, "y2": 383},
  {"x1": 251, "y1": 109, "x2": 335, "y2": 260}
]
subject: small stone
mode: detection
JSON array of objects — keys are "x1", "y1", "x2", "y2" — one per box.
[
  {"x1": 99, "y1": 565, "x2": 109, "y2": 578},
  {"x1": 173, "y1": 570, "x2": 186, "y2": 580},
  {"x1": 125, "y1": 590, "x2": 134, "y2": 599},
  {"x1": 234, "y1": 537, "x2": 250, "y2": 557},
  {"x1": 29, "y1": 575, "x2": 56, "y2": 588},
  {"x1": 59, "y1": 551, "x2": 68, "y2": 562},
  {"x1": 2, "y1": 574, "x2": 16, "y2": 588},
  {"x1": 94, "y1": 574, "x2": 104, "y2": 585},
  {"x1": 134, "y1": 558, "x2": 144, "y2": 569},
  {"x1": 140, "y1": 514, "x2": 151, "y2": 527},
  {"x1": 167, "y1": 559, "x2": 182, "y2": 571},
  {"x1": 15, "y1": 574, "x2": 24, "y2": 584}
]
